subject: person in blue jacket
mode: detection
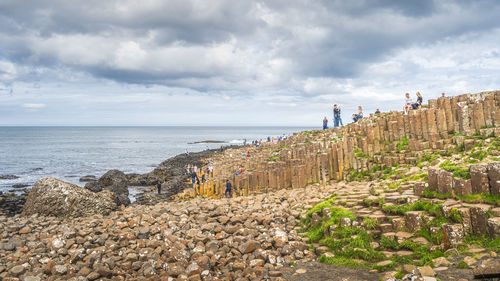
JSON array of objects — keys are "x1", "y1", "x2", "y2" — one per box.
[{"x1": 225, "y1": 179, "x2": 232, "y2": 198}]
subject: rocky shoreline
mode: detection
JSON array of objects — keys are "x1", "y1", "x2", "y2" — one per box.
[
  {"x1": 0, "y1": 185, "x2": 324, "y2": 280},
  {"x1": 0, "y1": 145, "x2": 242, "y2": 217}
]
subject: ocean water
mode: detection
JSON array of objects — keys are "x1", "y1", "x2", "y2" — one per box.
[{"x1": 0, "y1": 126, "x2": 312, "y2": 194}]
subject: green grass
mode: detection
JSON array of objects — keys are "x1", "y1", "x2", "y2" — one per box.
[
  {"x1": 397, "y1": 137, "x2": 409, "y2": 152},
  {"x1": 463, "y1": 234, "x2": 500, "y2": 252},
  {"x1": 422, "y1": 190, "x2": 452, "y2": 199},
  {"x1": 469, "y1": 150, "x2": 487, "y2": 161},
  {"x1": 449, "y1": 208, "x2": 463, "y2": 223},
  {"x1": 382, "y1": 200, "x2": 442, "y2": 216},
  {"x1": 422, "y1": 190, "x2": 500, "y2": 207},
  {"x1": 456, "y1": 193, "x2": 500, "y2": 207},
  {"x1": 439, "y1": 160, "x2": 471, "y2": 179},
  {"x1": 403, "y1": 173, "x2": 428, "y2": 182},
  {"x1": 457, "y1": 260, "x2": 469, "y2": 269},
  {"x1": 363, "y1": 217, "x2": 380, "y2": 229}
]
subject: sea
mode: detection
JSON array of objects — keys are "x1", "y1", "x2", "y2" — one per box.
[{"x1": 0, "y1": 126, "x2": 312, "y2": 196}]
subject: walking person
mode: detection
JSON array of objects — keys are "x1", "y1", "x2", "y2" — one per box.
[
  {"x1": 157, "y1": 180, "x2": 162, "y2": 195},
  {"x1": 333, "y1": 104, "x2": 343, "y2": 127},
  {"x1": 322, "y1": 117, "x2": 328, "y2": 130},
  {"x1": 191, "y1": 171, "x2": 196, "y2": 188},
  {"x1": 225, "y1": 179, "x2": 232, "y2": 198}
]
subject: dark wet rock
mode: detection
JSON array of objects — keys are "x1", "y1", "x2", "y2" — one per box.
[
  {"x1": 126, "y1": 173, "x2": 158, "y2": 186},
  {"x1": 22, "y1": 176, "x2": 118, "y2": 217},
  {"x1": 79, "y1": 175, "x2": 97, "y2": 182},
  {"x1": 93, "y1": 169, "x2": 130, "y2": 206},
  {"x1": 0, "y1": 192, "x2": 27, "y2": 216},
  {"x1": 12, "y1": 184, "x2": 30, "y2": 188},
  {"x1": 0, "y1": 174, "x2": 19, "y2": 180},
  {"x1": 84, "y1": 181, "x2": 102, "y2": 192}
]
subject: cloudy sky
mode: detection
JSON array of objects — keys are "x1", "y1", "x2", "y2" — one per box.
[{"x1": 0, "y1": 0, "x2": 499, "y2": 126}]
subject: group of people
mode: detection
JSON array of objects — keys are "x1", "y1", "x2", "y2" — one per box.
[
  {"x1": 185, "y1": 163, "x2": 214, "y2": 189},
  {"x1": 403, "y1": 92, "x2": 423, "y2": 114},
  {"x1": 322, "y1": 91, "x2": 434, "y2": 129},
  {"x1": 322, "y1": 104, "x2": 364, "y2": 129}
]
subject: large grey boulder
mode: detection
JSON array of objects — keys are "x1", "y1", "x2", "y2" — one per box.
[{"x1": 22, "y1": 177, "x2": 118, "y2": 217}]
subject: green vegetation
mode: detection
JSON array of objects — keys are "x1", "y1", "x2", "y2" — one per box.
[
  {"x1": 422, "y1": 190, "x2": 500, "y2": 206},
  {"x1": 382, "y1": 200, "x2": 442, "y2": 216},
  {"x1": 469, "y1": 150, "x2": 487, "y2": 161},
  {"x1": 457, "y1": 260, "x2": 469, "y2": 269},
  {"x1": 456, "y1": 193, "x2": 500, "y2": 207},
  {"x1": 439, "y1": 160, "x2": 470, "y2": 179},
  {"x1": 402, "y1": 173, "x2": 427, "y2": 182},
  {"x1": 397, "y1": 137, "x2": 409, "y2": 152},
  {"x1": 463, "y1": 234, "x2": 500, "y2": 252},
  {"x1": 422, "y1": 190, "x2": 452, "y2": 199},
  {"x1": 363, "y1": 217, "x2": 380, "y2": 229},
  {"x1": 449, "y1": 208, "x2": 463, "y2": 224}
]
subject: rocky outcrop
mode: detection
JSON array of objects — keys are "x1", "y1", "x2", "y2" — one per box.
[
  {"x1": 84, "y1": 170, "x2": 130, "y2": 206},
  {"x1": 0, "y1": 192, "x2": 27, "y2": 216},
  {"x1": 79, "y1": 175, "x2": 97, "y2": 182},
  {"x1": 193, "y1": 91, "x2": 499, "y2": 199},
  {"x1": 0, "y1": 174, "x2": 19, "y2": 180},
  {"x1": 22, "y1": 177, "x2": 118, "y2": 217}
]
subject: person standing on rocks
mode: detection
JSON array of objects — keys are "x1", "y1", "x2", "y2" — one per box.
[
  {"x1": 322, "y1": 117, "x2": 328, "y2": 130},
  {"x1": 191, "y1": 171, "x2": 197, "y2": 188},
  {"x1": 333, "y1": 104, "x2": 343, "y2": 127},
  {"x1": 225, "y1": 179, "x2": 232, "y2": 198},
  {"x1": 156, "y1": 180, "x2": 162, "y2": 195}
]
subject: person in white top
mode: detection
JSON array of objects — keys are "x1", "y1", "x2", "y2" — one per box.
[{"x1": 403, "y1": 93, "x2": 413, "y2": 115}]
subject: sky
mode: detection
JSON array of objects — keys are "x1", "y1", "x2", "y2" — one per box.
[{"x1": 0, "y1": 0, "x2": 499, "y2": 126}]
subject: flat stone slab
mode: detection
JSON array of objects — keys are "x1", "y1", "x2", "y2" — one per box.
[{"x1": 474, "y1": 259, "x2": 500, "y2": 278}]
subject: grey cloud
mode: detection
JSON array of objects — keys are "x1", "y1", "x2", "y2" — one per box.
[{"x1": 0, "y1": 0, "x2": 499, "y2": 97}]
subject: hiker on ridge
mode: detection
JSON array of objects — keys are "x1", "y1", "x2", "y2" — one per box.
[{"x1": 333, "y1": 104, "x2": 343, "y2": 127}]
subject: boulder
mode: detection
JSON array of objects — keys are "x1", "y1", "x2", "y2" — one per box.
[
  {"x1": 96, "y1": 170, "x2": 130, "y2": 206},
  {"x1": 84, "y1": 181, "x2": 103, "y2": 192},
  {"x1": 22, "y1": 177, "x2": 118, "y2": 217}
]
